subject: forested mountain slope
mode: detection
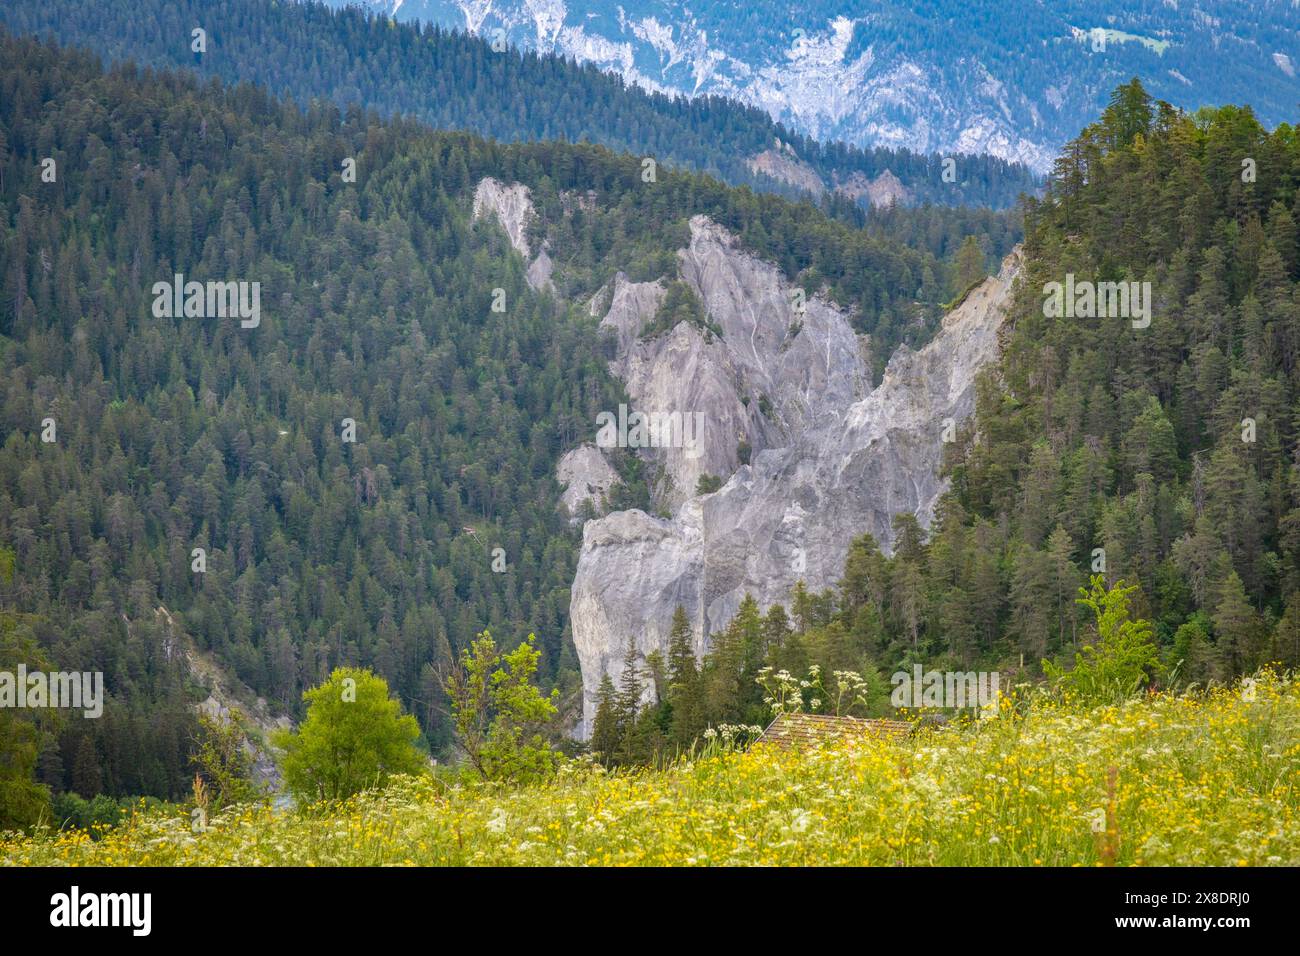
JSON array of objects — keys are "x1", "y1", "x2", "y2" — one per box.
[
  {"x1": 564, "y1": 84, "x2": 1300, "y2": 762},
  {"x1": 889, "y1": 82, "x2": 1300, "y2": 680},
  {"x1": 347, "y1": 0, "x2": 1300, "y2": 174},
  {"x1": 0, "y1": 0, "x2": 1038, "y2": 210},
  {"x1": 702, "y1": 86, "x2": 1300, "y2": 694},
  {"x1": 0, "y1": 30, "x2": 964, "y2": 798}
]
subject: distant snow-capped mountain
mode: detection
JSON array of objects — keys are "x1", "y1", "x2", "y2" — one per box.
[{"x1": 327, "y1": 0, "x2": 1300, "y2": 171}]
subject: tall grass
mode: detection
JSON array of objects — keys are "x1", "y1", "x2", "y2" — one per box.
[{"x1": 3, "y1": 673, "x2": 1296, "y2": 866}]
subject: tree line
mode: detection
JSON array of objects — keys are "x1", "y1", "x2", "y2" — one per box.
[{"x1": 0, "y1": 30, "x2": 982, "y2": 803}]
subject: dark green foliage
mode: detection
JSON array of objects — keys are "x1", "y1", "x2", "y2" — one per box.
[
  {"x1": 0, "y1": 31, "x2": 964, "y2": 797},
  {"x1": 943, "y1": 79, "x2": 1300, "y2": 680},
  {"x1": 606, "y1": 583, "x2": 898, "y2": 767},
  {"x1": 609, "y1": 81, "x2": 1300, "y2": 764},
  {"x1": 694, "y1": 474, "x2": 723, "y2": 496},
  {"x1": 0, "y1": 0, "x2": 1039, "y2": 210},
  {"x1": 0, "y1": 603, "x2": 54, "y2": 829},
  {"x1": 49, "y1": 791, "x2": 161, "y2": 835},
  {"x1": 641, "y1": 281, "x2": 719, "y2": 341},
  {"x1": 0, "y1": 33, "x2": 615, "y2": 794}
]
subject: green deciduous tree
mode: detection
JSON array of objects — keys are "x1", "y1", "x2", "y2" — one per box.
[
  {"x1": 1044, "y1": 576, "x2": 1161, "y2": 704},
  {"x1": 444, "y1": 631, "x2": 559, "y2": 785},
  {"x1": 273, "y1": 668, "x2": 425, "y2": 802},
  {"x1": 191, "y1": 708, "x2": 259, "y2": 810}
]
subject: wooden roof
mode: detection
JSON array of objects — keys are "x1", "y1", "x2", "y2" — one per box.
[{"x1": 753, "y1": 712, "x2": 912, "y2": 749}]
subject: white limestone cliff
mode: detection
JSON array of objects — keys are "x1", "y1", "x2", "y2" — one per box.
[
  {"x1": 570, "y1": 242, "x2": 1022, "y2": 735},
  {"x1": 472, "y1": 177, "x2": 555, "y2": 292}
]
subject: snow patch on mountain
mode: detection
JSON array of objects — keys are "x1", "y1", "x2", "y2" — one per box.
[{"x1": 352, "y1": 1, "x2": 1299, "y2": 178}]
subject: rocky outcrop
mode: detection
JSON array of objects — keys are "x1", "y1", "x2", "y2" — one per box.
[
  {"x1": 590, "y1": 272, "x2": 666, "y2": 352},
  {"x1": 570, "y1": 247, "x2": 1022, "y2": 735},
  {"x1": 526, "y1": 246, "x2": 555, "y2": 292},
  {"x1": 472, "y1": 178, "x2": 534, "y2": 257},
  {"x1": 746, "y1": 146, "x2": 826, "y2": 196},
  {"x1": 472, "y1": 177, "x2": 555, "y2": 292},
  {"x1": 826, "y1": 171, "x2": 909, "y2": 210},
  {"x1": 834, "y1": 169, "x2": 911, "y2": 208},
  {"x1": 593, "y1": 217, "x2": 870, "y2": 510},
  {"x1": 556, "y1": 443, "x2": 620, "y2": 520},
  {"x1": 746, "y1": 150, "x2": 912, "y2": 209},
  {"x1": 865, "y1": 170, "x2": 910, "y2": 208}
]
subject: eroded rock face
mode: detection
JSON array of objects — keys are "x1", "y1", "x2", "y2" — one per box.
[
  {"x1": 472, "y1": 177, "x2": 554, "y2": 292},
  {"x1": 556, "y1": 443, "x2": 620, "y2": 520},
  {"x1": 570, "y1": 247, "x2": 1022, "y2": 735},
  {"x1": 472, "y1": 177, "x2": 534, "y2": 257},
  {"x1": 596, "y1": 217, "x2": 870, "y2": 510},
  {"x1": 744, "y1": 151, "x2": 911, "y2": 209},
  {"x1": 480, "y1": 169, "x2": 1021, "y2": 736},
  {"x1": 867, "y1": 170, "x2": 914, "y2": 208},
  {"x1": 832, "y1": 170, "x2": 912, "y2": 208},
  {"x1": 746, "y1": 146, "x2": 826, "y2": 196}
]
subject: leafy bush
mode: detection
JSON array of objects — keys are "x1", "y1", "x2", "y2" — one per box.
[{"x1": 1044, "y1": 576, "x2": 1161, "y2": 704}]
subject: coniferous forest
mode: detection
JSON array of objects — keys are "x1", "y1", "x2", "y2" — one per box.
[
  {"x1": 592, "y1": 82, "x2": 1300, "y2": 767},
  {"x1": 0, "y1": 0, "x2": 1298, "y2": 891},
  {"x1": 0, "y1": 0, "x2": 1040, "y2": 210},
  {"x1": 0, "y1": 27, "x2": 980, "y2": 799}
]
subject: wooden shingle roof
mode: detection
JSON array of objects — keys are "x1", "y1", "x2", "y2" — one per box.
[{"x1": 753, "y1": 712, "x2": 912, "y2": 749}]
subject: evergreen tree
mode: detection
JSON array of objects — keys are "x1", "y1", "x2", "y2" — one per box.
[
  {"x1": 614, "y1": 638, "x2": 644, "y2": 765},
  {"x1": 1212, "y1": 572, "x2": 1261, "y2": 675},
  {"x1": 665, "y1": 606, "x2": 703, "y2": 748},
  {"x1": 589, "y1": 674, "x2": 620, "y2": 764},
  {"x1": 953, "y1": 235, "x2": 988, "y2": 294}
]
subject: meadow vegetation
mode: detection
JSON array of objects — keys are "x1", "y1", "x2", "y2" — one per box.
[{"x1": 3, "y1": 670, "x2": 1295, "y2": 866}]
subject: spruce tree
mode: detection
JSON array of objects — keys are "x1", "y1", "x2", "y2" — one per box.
[
  {"x1": 666, "y1": 606, "x2": 702, "y2": 747},
  {"x1": 614, "y1": 638, "x2": 644, "y2": 764},
  {"x1": 590, "y1": 674, "x2": 620, "y2": 765},
  {"x1": 953, "y1": 235, "x2": 987, "y2": 294},
  {"x1": 1212, "y1": 572, "x2": 1260, "y2": 674}
]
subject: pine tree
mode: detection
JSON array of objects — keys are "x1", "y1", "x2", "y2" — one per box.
[
  {"x1": 614, "y1": 638, "x2": 644, "y2": 764},
  {"x1": 733, "y1": 595, "x2": 767, "y2": 720},
  {"x1": 703, "y1": 616, "x2": 744, "y2": 725},
  {"x1": 1045, "y1": 526, "x2": 1081, "y2": 647},
  {"x1": 590, "y1": 674, "x2": 620, "y2": 764},
  {"x1": 1102, "y1": 78, "x2": 1153, "y2": 149},
  {"x1": 1172, "y1": 613, "x2": 1222, "y2": 685},
  {"x1": 761, "y1": 604, "x2": 793, "y2": 655},
  {"x1": 791, "y1": 580, "x2": 815, "y2": 633},
  {"x1": 889, "y1": 559, "x2": 926, "y2": 653},
  {"x1": 1274, "y1": 593, "x2": 1300, "y2": 668},
  {"x1": 840, "y1": 534, "x2": 888, "y2": 613},
  {"x1": 665, "y1": 606, "x2": 702, "y2": 747},
  {"x1": 1212, "y1": 572, "x2": 1261, "y2": 674},
  {"x1": 953, "y1": 235, "x2": 987, "y2": 294}
]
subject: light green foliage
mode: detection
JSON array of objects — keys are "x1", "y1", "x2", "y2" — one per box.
[
  {"x1": 444, "y1": 631, "x2": 559, "y2": 785},
  {"x1": 10, "y1": 673, "x2": 1297, "y2": 866},
  {"x1": 1044, "y1": 576, "x2": 1160, "y2": 703},
  {"x1": 273, "y1": 668, "x2": 425, "y2": 802},
  {"x1": 192, "y1": 709, "x2": 260, "y2": 810},
  {"x1": 756, "y1": 663, "x2": 885, "y2": 718}
]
